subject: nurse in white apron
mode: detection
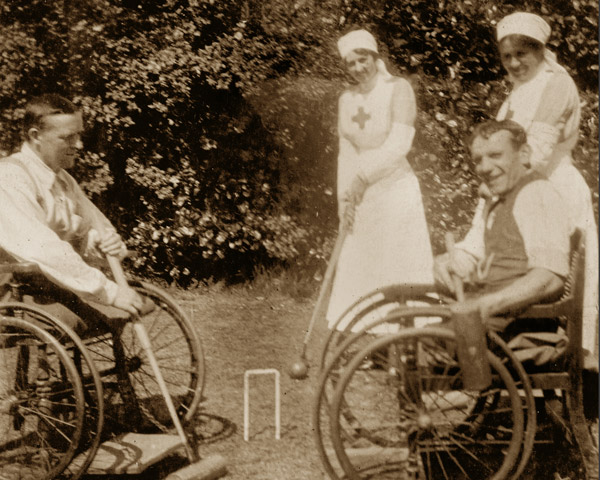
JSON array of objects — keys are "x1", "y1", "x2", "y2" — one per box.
[{"x1": 326, "y1": 29, "x2": 434, "y2": 330}]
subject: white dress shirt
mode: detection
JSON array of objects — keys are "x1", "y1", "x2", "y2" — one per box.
[{"x1": 0, "y1": 143, "x2": 119, "y2": 305}]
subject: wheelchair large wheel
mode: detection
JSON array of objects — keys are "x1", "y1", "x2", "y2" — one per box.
[
  {"x1": 82, "y1": 280, "x2": 205, "y2": 432},
  {"x1": 321, "y1": 291, "x2": 536, "y2": 480},
  {"x1": 330, "y1": 326, "x2": 525, "y2": 480},
  {"x1": 320, "y1": 284, "x2": 442, "y2": 368},
  {"x1": 313, "y1": 305, "x2": 448, "y2": 480},
  {"x1": 487, "y1": 330, "x2": 536, "y2": 480},
  {"x1": 0, "y1": 316, "x2": 85, "y2": 480},
  {"x1": 0, "y1": 303, "x2": 105, "y2": 480}
]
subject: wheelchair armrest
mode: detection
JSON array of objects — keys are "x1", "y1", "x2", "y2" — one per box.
[
  {"x1": 382, "y1": 283, "x2": 440, "y2": 299},
  {"x1": 517, "y1": 300, "x2": 572, "y2": 319},
  {"x1": 515, "y1": 287, "x2": 571, "y2": 319},
  {"x1": 0, "y1": 262, "x2": 41, "y2": 275}
]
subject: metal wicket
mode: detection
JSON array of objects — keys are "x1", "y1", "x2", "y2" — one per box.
[{"x1": 243, "y1": 368, "x2": 281, "y2": 441}]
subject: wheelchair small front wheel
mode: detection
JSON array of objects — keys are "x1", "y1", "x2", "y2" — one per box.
[
  {"x1": 0, "y1": 316, "x2": 85, "y2": 480},
  {"x1": 0, "y1": 302, "x2": 105, "y2": 480}
]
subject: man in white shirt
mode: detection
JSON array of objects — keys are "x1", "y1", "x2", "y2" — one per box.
[{"x1": 0, "y1": 94, "x2": 143, "y2": 331}]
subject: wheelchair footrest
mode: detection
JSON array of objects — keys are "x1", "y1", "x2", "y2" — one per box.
[{"x1": 71, "y1": 433, "x2": 183, "y2": 475}]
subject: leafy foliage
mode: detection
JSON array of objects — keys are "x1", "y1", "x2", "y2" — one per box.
[{"x1": 0, "y1": 0, "x2": 597, "y2": 283}]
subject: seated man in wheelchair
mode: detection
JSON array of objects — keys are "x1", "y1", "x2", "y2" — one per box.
[
  {"x1": 434, "y1": 119, "x2": 571, "y2": 342},
  {"x1": 0, "y1": 95, "x2": 204, "y2": 441},
  {"x1": 0, "y1": 93, "x2": 144, "y2": 333}
]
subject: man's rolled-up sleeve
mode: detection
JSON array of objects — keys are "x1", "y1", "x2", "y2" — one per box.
[{"x1": 513, "y1": 181, "x2": 570, "y2": 278}]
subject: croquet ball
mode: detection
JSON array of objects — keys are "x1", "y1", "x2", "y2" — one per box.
[{"x1": 289, "y1": 361, "x2": 309, "y2": 379}]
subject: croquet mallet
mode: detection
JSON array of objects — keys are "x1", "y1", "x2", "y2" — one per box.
[
  {"x1": 289, "y1": 219, "x2": 349, "y2": 379},
  {"x1": 107, "y1": 256, "x2": 226, "y2": 480},
  {"x1": 443, "y1": 232, "x2": 491, "y2": 390}
]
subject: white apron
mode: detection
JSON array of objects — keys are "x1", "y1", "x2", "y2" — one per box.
[{"x1": 326, "y1": 74, "x2": 434, "y2": 328}]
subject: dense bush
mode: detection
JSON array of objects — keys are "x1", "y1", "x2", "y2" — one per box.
[
  {"x1": 0, "y1": 0, "x2": 597, "y2": 283},
  {"x1": 375, "y1": 0, "x2": 599, "y2": 250},
  {"x1": 1, "y1": 0, "x2": 315, "y2": 284}
]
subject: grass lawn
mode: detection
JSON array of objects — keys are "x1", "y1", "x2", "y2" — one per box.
[
  {"x1": 95, "y1": 281, "x2": 331, "y2": 480},
  {"x1": 176, "y1": 284, "x2": 328, "y2": 480},
  {"x1": 82, "y1": 278, "x2": 596, "y2": 480}
]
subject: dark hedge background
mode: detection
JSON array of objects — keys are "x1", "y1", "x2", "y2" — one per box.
[{"x1": 0, "y1": 0, "x2": 597, "y2": 285}]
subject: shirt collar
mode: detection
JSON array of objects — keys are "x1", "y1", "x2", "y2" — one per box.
[{"x1": 19, "y1": 142, "x2": 59, "y2": 192}]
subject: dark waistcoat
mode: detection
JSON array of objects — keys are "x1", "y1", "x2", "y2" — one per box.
[{"x1": 480, "y1": 172, "x2": 545, "y2": 292}]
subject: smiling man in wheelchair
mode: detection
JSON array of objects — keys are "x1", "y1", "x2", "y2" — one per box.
[
  {"x1": 317, "y1": 118, "x2": 596, "y2": 480},
  {"x1": 434, "y1": 119, "x2": 572, "y2": 355},
  {"x1": 0, "y1": 94, "x2": 145, "y2": 333}
]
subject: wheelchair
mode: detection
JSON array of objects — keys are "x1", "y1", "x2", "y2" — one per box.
[
  {"x1": 0, "y1": 261, "x2": 205, "y2": 480},
  {"x1": 313, "y1": 229, "x2": 598, "y2": 479}
]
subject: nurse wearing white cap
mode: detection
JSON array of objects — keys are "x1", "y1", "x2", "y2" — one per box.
[
  {"x1": 498, "y1": 13, "x2": 598, "y2": 358},
  {"x1": 325, "y1": 29, "x2": 434, "y2": 329}
]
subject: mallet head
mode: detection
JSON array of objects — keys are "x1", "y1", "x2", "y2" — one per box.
[{"x1": 289, "y1": 359, "x2": 309, "y2": 380}]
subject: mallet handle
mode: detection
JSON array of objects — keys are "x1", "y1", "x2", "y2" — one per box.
[
  {"x1": 301, "y1": 221, "x2": 349, "y2": 355},
  {"x1": 443, "y1": 234, "x2": 492, "y2": 390},
  {"x1": 107, "y1": 256, "x2": 198, "y2": 462},
  {"x1": 444, "y1": 232, "x2": 465, "y2": 302}
]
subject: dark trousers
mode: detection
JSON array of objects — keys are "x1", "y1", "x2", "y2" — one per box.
[{"x1": 13, "y1": 272, "x2": 129, "y2": 337}]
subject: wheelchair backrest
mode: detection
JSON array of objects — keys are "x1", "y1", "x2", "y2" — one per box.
[
  {"x1": 515, "y1": 228, "x2": 585, "y2": 359},
  {"x1": 564, "y1": 228, "x2": 585, "y2": 356},
  {"x1": 563, "y1": 228, "x2": 585, "y2": 304}
]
